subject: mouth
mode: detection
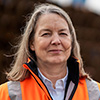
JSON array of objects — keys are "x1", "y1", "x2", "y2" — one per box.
[{"x1": 48, "y1": 49, "x2": 63, "y2": 53}]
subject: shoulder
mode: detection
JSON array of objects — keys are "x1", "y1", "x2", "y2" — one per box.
[
  {"x1": 79, "y1": 78, "x2": 100, "y2": 90},
  {"x1": 7, "y1": 81, "x2": 21, "y2": 90},
  {"x1": 86, "y1": 79, "x2": 100, "y2": 90},
  {"x1": 0, "y1": 81, "x2": 21, "y2": 91},
  {"x1": 86, "y1": 79, "x2": 100, "y2": 99},
  {"x1": 0, "y1": 82, "x2": 10, "y2": 100},
  {"x1": 7, "y1": 81, "x2": 22, "y2": 97},
  {"x1": 0, "y1": 81, "x2": 22, "y2": 100},
  {"x1": 0, "y1": 82, "x2": 8, "y2": 93}
]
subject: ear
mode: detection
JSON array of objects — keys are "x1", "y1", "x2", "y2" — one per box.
[{"x1": 30, "y1": 40, "x2": 35, "y2": 51}]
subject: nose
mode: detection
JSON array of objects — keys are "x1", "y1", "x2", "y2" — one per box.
[{"x1": 51, "y1": 33, "x2": 61, "y2": 45}]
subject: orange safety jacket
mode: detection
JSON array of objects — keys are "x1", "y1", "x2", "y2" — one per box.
[{"x1": 0, "y1": 57, "x2": 100, "y2": 100}]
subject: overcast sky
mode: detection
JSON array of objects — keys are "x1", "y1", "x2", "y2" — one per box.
[
  {"x1": 47, "y1": 0, "x2": 100, "y2": 15},
  {"x1": 85, "y1": 0, "x2": 100, "y2": 15}
]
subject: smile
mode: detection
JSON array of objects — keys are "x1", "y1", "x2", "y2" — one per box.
[{"x1": 48, "y1": 49, "x2": 63, "y2": 54}]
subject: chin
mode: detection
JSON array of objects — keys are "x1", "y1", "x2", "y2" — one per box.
[{"x1": 48, "y1": 59, "x2": 66, "y2": 64}]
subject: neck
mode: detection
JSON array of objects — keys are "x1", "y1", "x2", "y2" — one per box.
[{"x1": 37, "y1": 62, "x2": 67, "y2": 88}]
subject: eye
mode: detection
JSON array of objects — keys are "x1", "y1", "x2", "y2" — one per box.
[
  {"x1": 41, "y1": 33, "x2": 51, "y2": 37},
  {"x1": 59, "y1": 33, "x2": 68, "y2": 36}
]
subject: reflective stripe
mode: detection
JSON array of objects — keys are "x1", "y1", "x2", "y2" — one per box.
[
  {"x1": 6, "y1": 79, "x2": 100, "y2": 100},
  {"x1": 86, "y1": 79, "x2": 100, "y2": 100},
  {"x1": 65, "y1": 81, "x2": 75, "y2": 100},
  {"x1": 7, "y1": 81, "x2": 22, "y2": 100}
]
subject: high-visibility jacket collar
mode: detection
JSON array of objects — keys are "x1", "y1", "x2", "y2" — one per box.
[{"x1": 23, "y1": 56, "x2": 79, "y2": 100}]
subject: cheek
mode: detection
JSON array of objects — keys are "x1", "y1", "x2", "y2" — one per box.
[
  {"x1": 63, "y1": 39, "x2": 72, "y2": 49},
  {"x1": 34, "y1": 38, "x2": 49, "y2": 52}
]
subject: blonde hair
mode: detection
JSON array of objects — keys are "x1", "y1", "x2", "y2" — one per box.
[{"x1": 7, "y1": 3, "x2": 88, "y2": 81}]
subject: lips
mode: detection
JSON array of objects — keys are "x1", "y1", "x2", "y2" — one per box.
[{"x1": 48, "y1": 49, "x2": 63, "y2": 53}]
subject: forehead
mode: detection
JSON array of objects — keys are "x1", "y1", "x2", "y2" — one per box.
[{"x1": 35, "y1": 13, "x2": 69, "y2": 30}]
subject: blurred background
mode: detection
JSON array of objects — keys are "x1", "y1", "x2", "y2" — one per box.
[{"x1": 0, "y1": 0, "x2": 100, "y2": 84}]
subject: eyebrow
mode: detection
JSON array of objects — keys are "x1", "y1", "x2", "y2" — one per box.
[
  {"x1": 40, "y1": 28, "x2": 69, "y2": 32},
  {"x1": 40, "y1": 29, "x2": 51, "y2": 32},
  {"x1": 58, "y1": 29, "x2": 69, "y2": 32}
]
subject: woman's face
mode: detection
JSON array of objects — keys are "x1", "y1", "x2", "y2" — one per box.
[{"x1": 30, "y1": 13, "x2": 72, "y2": 65}]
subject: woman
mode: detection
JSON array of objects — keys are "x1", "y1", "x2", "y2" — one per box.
[{"x1": 0, "y1": 3, "x2": 100, "y2": 100}]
